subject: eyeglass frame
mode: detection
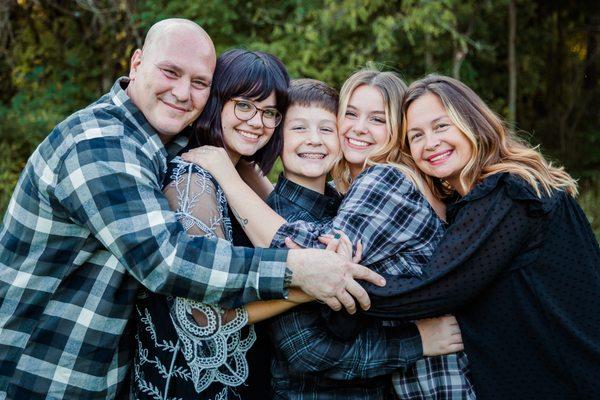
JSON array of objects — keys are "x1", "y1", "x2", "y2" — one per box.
[{"x1": 231, "y1": 98, "x2": 282, "y2": 128}]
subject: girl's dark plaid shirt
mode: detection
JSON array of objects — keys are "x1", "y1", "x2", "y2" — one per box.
[{"x1": 266, "y1": 173, "x2": 424, "y2": 399}]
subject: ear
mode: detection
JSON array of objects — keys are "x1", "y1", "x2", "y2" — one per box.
[{"x1": 128, "y1": 49, "x2": 143, "y2": 81}]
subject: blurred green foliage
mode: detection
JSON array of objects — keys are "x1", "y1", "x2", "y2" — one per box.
[{"x1": 0, "y1": 0, "x2": 598, "y2": 237}]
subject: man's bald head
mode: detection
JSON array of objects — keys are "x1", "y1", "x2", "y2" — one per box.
[{"x1": 142, "y1": 18, "x2": 215, "y2": 61}]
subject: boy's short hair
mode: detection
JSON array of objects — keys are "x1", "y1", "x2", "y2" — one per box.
[{"x1": 287, "y1": 78, "x2": 338, "y2": 116}]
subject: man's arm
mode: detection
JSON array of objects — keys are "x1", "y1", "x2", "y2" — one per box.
[
  {"x1": 54, "y1": 136, "x2": 383, "y2": 311},
  {"x1": 54, "y1": 136, "x2": 287, "y2": 308},
  {"x1": 180, "y1": 146, "x2": 386, "y2": 313}
]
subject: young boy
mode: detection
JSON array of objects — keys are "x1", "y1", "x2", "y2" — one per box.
[{"x1": 266, "y1": 79, "x2": 425, "y2": 399}]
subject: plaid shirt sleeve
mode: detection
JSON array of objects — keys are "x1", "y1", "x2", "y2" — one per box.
[
  {"x1": 272, "y1": 165, "x2": 444, "y2": 276},
  {"x1": 54, "y1": 134, "x2": 287, "y2": 307}
]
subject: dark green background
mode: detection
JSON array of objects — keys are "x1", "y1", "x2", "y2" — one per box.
[{"x1": 1, "y1": 0, "x2": 598, "y2": 236}]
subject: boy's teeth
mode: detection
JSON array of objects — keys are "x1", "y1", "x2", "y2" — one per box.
[
  {"x1": 238, "y1": 130, "x2": 259, "y2": 139},
  {"x1": 299, "y1": 153, "x2": 325, "y2": 159},
  {"x1": 348, "y1": 138, "x2": 370, "y2": 147}
]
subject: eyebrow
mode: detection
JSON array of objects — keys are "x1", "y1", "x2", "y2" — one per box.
[
  {"x1": 407, "y1": 115, "x2": 450, "y2": 133},
  {"x1": 346, "y1": 105, "x2": 385, "y2": 115},
  {"x1": 233, "y1": 97, "x2": 277, "y2": 108},
  {"x1": 431, "y1": 116, "x2": 449, "y2": 124}
]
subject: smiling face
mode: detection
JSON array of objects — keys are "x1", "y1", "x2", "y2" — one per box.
[
  {"x1": 406, "y1": 92, "x2": 473, "y2": 195},
  {"x1": 280, "y1": 105, "x2": 340, "y2": 193},
  {"x1": 220, "y1": 92, "x2": 277, "y2": 164},
  {"x1": 127, "y1": 24, "x2": 216, "y2": 144},
  {"x1": 339, "y1": 85, "x2": 389, "y2": 178}
]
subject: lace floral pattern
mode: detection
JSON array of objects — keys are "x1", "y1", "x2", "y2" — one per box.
[{"x1": 133, "y1": 158, "x2": 255, "y2": 400}]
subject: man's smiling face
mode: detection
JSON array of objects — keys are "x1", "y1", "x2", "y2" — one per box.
[{"x1": 127, "y1": 23, "x2": 216, "y2": 143}]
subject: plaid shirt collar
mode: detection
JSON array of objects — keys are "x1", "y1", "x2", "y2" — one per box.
[
  {"x1": 109, "y1": 77, "x2": 189, "y2": 163},
  {"x1": 273, "y1": 174, "x2": 341, "y2": 220}
]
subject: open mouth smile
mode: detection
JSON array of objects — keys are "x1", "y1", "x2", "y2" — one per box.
[
  {"x1": 345, "y1": 137, "x2": 372, "y2": 149},
  {"x1": 298, "y1": 152, "x2": 327, "y2": 159},
  {"x1": 427, "y1": 150, "x2": 453, "y2": 165},
  {"x1": 236, "y1": 129, "x2": 261, "y2": 141}
]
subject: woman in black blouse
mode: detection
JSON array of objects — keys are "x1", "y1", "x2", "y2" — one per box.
[{"x1": 362, "y1": 74, "x2": 600, "y2": 399}]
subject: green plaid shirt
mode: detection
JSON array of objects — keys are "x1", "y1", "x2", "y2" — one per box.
[{"x1": 0, "y1": 78, "x2": 288, "y2": 399}]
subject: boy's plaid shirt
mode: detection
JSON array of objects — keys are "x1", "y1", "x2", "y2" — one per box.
[
  {"x1": 267, "y1": 174, "x2": 423, "y2": 399},
  {"x1": 0, "y1": 78, "x2": 288, "y2": 399}
]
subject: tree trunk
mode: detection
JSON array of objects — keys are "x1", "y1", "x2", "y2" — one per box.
[
  {"x1": 508, "y1": 0, "x2": 517, "y2": 124},
  {"x1": 424, "y1": 32, "x2": 434, "y2": 72},
  {"x1": 452, "y1": 43, "x2": 466, "y2": 79}
]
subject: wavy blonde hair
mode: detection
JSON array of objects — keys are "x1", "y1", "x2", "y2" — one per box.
[
  {"x1": 332, "y1": 68, "x2": 427, "y2": 194},
  {"x1": 401, "y1": 74, "x2": 577, "y2": 198}
]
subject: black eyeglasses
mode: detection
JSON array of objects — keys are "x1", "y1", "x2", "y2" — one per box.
[{"x1": 232, "y1": 99, "x2": 282, "y2": 128}]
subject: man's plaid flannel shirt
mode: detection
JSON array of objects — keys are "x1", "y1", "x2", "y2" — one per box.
[{"x1": 0, "y1": 78, "x2": 288, "y2": 399}]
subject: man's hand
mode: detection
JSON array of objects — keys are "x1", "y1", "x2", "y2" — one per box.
[
  {"x1": 415, "y1": 315, "x2": 464, "y2": 356},
  {"x1": 286, "y1": 248, "x2": 385, "y2": 314}
]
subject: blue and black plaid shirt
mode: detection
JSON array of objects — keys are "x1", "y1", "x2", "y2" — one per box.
[
  {"x1": 267, "y1": 174, "x2": 423, "y2": 400},
  {"x1": 271, "y1": 166, "x2": 475, "y2": 400},
  {"x1": 0, "y1": 78, "x2": 288, "y2": 399}
]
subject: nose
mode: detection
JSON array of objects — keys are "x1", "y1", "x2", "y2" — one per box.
[
  {"x1": 306, "y1": 127, "x2": 323, "y2": 145},
  {"x1": 171, "y1": 79, "x2": 191, "y2": 103},
  {"x1": 424, "y1": 132, "x2": 441, "y2": 150},
  {"x1": 353, "y1": 117, "x2": 368, "y2": 135},
  {"x1": 246, "y1": 110, "x2": 264, "y2": 128}
]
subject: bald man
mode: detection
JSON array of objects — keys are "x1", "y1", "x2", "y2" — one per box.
[{"x1": 0, "y1": 19, "x2": 383, "y2": 399}]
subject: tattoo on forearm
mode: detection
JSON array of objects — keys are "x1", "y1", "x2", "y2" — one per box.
[{"x1": 231, "y1": 207, "x2": 248, "y2": 226}]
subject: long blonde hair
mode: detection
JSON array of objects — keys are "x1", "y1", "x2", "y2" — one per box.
[
  {"x1": 332, "y1": 68, "x2": 427, "y2": 194},
  {"x1": 401, "y1": 74, "x2": 578, "y2": 198}
]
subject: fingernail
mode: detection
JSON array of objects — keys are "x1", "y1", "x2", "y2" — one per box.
[
  {"x1": 379, "y1": 278, "x2": 386, "y2": 286},
  {"x1": 333, "y1": 233, "x2": 341, "y2": 240}
]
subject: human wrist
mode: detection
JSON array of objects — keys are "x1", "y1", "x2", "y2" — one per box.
[
  {"x1": 284, "y1": 267, "x2": 293, "y2": 288},
  {"x1": 285, "y1": 250, "x2": 302, "y2": 288}
]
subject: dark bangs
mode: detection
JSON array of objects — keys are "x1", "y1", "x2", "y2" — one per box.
[{"x1": 192, "y1": 49, "x2": 290, "y2": 174}]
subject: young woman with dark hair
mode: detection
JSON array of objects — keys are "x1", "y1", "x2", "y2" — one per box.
[{"x1": 132, "y1": 49, "x2": 310, "y2": 400}]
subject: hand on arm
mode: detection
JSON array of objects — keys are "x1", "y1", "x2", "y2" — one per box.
[
  {"x1": 182, "y1": 147, "x2": 386, "y2": 315},
  {"x1": 182, "y1": 146, "x2": 285, "y2": 247},
  {"x1": 286, "y1": 248, "x2": 385, "y2": 314},
  {"x1": 284, "y1": 230, "x2": 379, "y2": 314},
  {"x1": 56, "y1": 137, "x2": 292, "y2": 306}
]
